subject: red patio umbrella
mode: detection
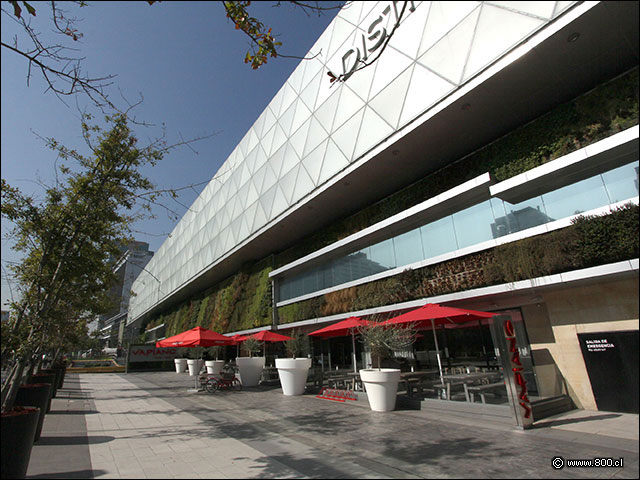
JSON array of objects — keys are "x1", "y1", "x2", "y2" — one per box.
[
  {"x1": 309, "y1": 317, "x2": 369, "y2": 372},
  {"x1": 248, "y1": 331, "x2": 292, "y2": 342},
  {"x1": 383, "y1": 304, "x2": 495, "y2": 384},
  {"x1": 156, "y1": 326, "x2": 233, "y2": 391},
  {"x1": 156, "y1": 326, "x2": 233, "y2": 348},
  {"x1": 246, "y1": 330, "x2": 292, "y2": 357}
]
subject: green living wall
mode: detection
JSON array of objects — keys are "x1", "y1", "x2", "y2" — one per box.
[
  {"x1": 277, "y1": 203, "x2": 639, "y2": 323},
  {"x1": 144, "y1": 258, "x2": 273, "y2": 336}
]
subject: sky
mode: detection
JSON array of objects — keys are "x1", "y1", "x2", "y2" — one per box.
[{"x1": 1, "y1": 1, "x2": 343, "y2": 309}]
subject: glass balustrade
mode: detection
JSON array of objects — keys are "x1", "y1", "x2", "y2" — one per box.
[{"x1": 278, "y1": 160, "x2": 639, "y2": 302}]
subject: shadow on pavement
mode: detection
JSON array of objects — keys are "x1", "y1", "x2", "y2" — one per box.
[
  {"x1": 532, "y1": 413, "x2": 622, "y2": 429},
  {"x1": 35, "y1": 435, "x2": 114, "y2": 445},
  {"x1": 28, "y1": 468, "x2": 104, "y2": 479}
]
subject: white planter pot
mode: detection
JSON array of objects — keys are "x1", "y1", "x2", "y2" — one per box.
[
  {"x1": 359, "y1": 368, "x2": 401, "y2": 412},
  {"x1": 186, "y1": 359, "x2": 204, "y2": 376},
  {"x1": 235, "y1": 357, "x2": 265, "y2": 387},
  {"x1": 174, "y1": 358, "x2": 187, "y2": 373},
  {"x1": 275, "y1": 358, "x2": 312, "y2": 396},
  {"x1": 205, "y1": 360, "x2": 224, "y2": 375}
]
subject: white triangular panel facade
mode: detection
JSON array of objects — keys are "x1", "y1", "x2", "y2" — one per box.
[{"x1": 130, "y1": 1, "x2": 579, "y2": 322}]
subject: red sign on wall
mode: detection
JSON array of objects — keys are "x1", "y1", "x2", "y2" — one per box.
[
  {"x1": 128, "y1": 346, "x2": 181, "y2": 363},
  {"x1": 504, "y1": 319, "x2": 533, "y2": 425}
]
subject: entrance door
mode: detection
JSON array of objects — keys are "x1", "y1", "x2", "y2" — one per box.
[{"x1": 578, "y1": 330, "x2": 639, "y2": 414}]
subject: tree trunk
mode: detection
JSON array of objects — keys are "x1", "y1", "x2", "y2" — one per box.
[{"x1": 1, "y1": 356, "x2": 27, "y2": 412}]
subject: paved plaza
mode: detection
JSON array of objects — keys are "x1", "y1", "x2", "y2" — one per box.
[{"x1": 26, "y1": 372, "x2": 638, "y2": 479}]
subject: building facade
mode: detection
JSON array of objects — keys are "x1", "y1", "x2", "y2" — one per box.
[
  {"x1": 129, "y1": 1, "x2": 639, "y2": 415},
  {"x1": 97, "y1": 241, "x2": 154, "y2": 349}
]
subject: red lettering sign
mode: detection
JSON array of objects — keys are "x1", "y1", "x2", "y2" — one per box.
[
  {"x1": 128, "y1": 346, "x2": 181, "y2": 363},
  {"x1": 504, "y1": 321, "x2": 532, "y2": 421}
]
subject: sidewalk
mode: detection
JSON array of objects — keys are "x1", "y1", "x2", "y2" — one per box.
[{"x1": 27, "y1": 372, "x2": 638, "y2": 479}]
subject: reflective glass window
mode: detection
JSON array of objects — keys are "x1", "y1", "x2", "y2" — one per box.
[
  {"x1": 601, "y1": 161, "x2": 639, "y2": 204},
  {"x1": 332, "y1": 256, "x2": 352, "y2": 285},
  {"x1": 452, "y1": 200, "x2": 495, "y2": 249},
  {"x1": 542, "y1": 175, "x2": 609, "y2": 219},
  {"x1": 277, "y1": 160, "x2": 638, "y2": 302},
  {"x1": 421, "y1": 216, "x2": 457, "y2": 258},
  {"x1": 318, "y1": 263, "x2": 333, "y2": 291},
  {"x1": 498, "y1": 196, "x2": 549, "y2": 234},
  {"x1": 294, "y1": 276, "x2": 307, "y2": 299},
  {"x1": 369, "y1": 238, "x2": 396, "y2": 271},
  {"x1": 302, "y1": 269, "x2": 318, "y2": 294},
  {"x1": 349, "y1": 248, "x2": 376, "y2": 278},
  {"x1": 393, "y1": 228, "x2": 425, "y2": 266},
  {"x1": 279, "y1": 279, "x2": 290, "y2": 302}
]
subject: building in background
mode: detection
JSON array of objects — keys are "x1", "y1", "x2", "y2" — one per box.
[
  {"x1": 129, "y1": 1, "x2": 638, "y2": 418},
  {"x1": 97, "y1": 241, "x2": 154, "y2": 349}
]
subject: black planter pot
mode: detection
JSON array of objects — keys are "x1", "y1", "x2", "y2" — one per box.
[
  {"x1": 1, "y1": 406, "x2": 40, "y2": 479},
  {"x1": 29, "y1": 374, "x2": 56, "y2": 412},
  {"x1": 15, "y1": 383, "x2": 52, "y2": 442},
  {"x1": 39, "y1": 369, "x2": 60, "y2": 397},
  {"x1": 51, "y1": 364, "x2": 66, "y2": 389}
]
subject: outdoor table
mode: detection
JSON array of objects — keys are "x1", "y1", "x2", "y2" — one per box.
[
  {"x1": 439, "y1": 372, "x2": 502, "y2": 401},
  {"x1": 327, "y1": 374, "x2": 354, "y2": 389},
  {"x1": 346, "y1": 372, "x2": 363, "y2": 391},
  {"x1": 463, "y1": 381, "x2": 506, "y2": 403},
  {"x1": 442, "y1": 371, "x2": 501, "y2": 384},
  {"x1": 399, "y1": 371, "x2": 437, "y2": 396}
]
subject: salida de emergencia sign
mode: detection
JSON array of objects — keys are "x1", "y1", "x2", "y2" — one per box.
[{"x1": 584, "y1": 339, "x2": 616, "y2": 352}]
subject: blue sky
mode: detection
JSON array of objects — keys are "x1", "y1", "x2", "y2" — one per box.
[{"x1": 1, "y1": 1, "x2": 343, "y2": 308}]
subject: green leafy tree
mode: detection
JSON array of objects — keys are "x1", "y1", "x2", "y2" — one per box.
[
  {"x1": 1, "y1": 112, "x2": 176, "y2": 412},
  {"x1": 284, "y1": 329, "x2": 306, "y2": 358},
  {"x1": 242, "y1": 337, "x2": 262, "y2": 357},
  {"x1": 357, "y1": 318, "x2": 417, "y2": 369}
]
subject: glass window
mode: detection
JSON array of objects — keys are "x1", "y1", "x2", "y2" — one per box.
[
  {"x1": 290, "y1": 276, "x2": 305, "y2": 299},
  {"x1": 601, "y1": 162, "x2": 639, "y2": 204},
  {"x1": 498, "y1": 196, "x2": 549, "y2": 235},
  {"x1": 277, "y1": 160, "x2": 638, "y2": 302},
  {"x1": 421, "y1": 216, "x2": 457, "y2": 258},
  {"x1": 302, "y1": 269, "x2": 318, "y2": 295},
  {"x1": 279, "y1": 279, "x2": 290, "y2": 302},
  {"x1": 332, "y1": 256, "x2": 352, "y2": 286},
  {"x1": 393, "y1": 228, "x2": 425, "y2": 266},
  {"x1": 318, "y1": 263, "x2": 333, "y2": 291},
  {"x1": 542, "y1": 175, "x2": 609, "y2": 219},
  {"x1": 369, "y1": 238, "x2": 396, "y2": 271},
  {"x1": 452, "y1": 200, "x2": 495, "y2": 249},
  {"x1": 349, "y1": 248, "x2": 375, "y2": 278}
]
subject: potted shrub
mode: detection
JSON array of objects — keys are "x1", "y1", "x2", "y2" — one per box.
[
  {"x1": 275, "y1": 330, "x2": 311, "y2": 396},
  {"x1": 205, "y1": 346, "x2": 225, "y2": 375},
  {"x1": 357, "y1": 320, "x2": 418, "y2": 412},
  {"x1": 235, "y1": 337, "x2": 264, "y2": 387}
]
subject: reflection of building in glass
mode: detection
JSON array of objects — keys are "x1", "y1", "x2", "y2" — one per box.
[{"x1": 491, "y1": 206, "x2": 554, "y2": 238}]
